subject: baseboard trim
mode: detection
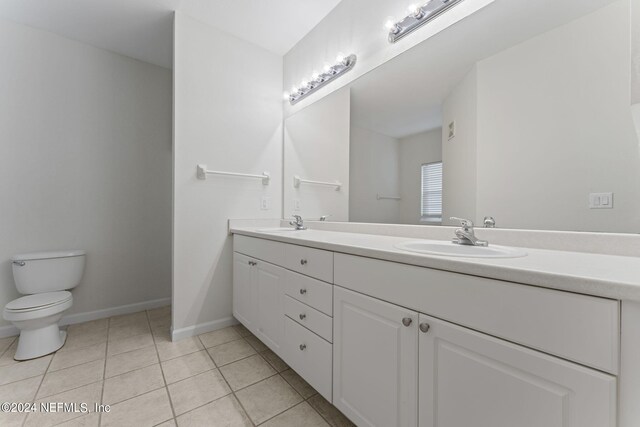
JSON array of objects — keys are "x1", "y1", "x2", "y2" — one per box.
[
  {"x1": 171, "y1": 316, "x2": 238, "y2": 342},
  {"x1": 0, "y1": 297, "x2": 171, "y2": 339},
  {"x1": 0, "y1": 325, "x2": 18, "y2": 339}
]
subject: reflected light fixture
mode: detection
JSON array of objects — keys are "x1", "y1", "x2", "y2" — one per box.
[
  {"x1": 387, "y1": 0, "x2": 463, "y2": 43},
  {"x1": 285, "y1": 53, "x2": 357, "y2": 105}
]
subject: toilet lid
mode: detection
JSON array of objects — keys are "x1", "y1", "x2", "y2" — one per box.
[{"x1": 5, "y1": 291, "x2": 72, "y2": 312}]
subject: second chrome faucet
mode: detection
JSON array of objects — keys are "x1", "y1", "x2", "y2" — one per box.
[{"x1": 450, "y1": 217, "x2": 489, "y2": 247}]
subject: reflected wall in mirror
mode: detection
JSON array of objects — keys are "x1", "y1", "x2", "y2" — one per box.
[
  {"x1": 284, "y1": 87, "x2": 350, "y2": 221},
  {"x1": 284, "y1": 0, "x2": 640, "y2": 233}
]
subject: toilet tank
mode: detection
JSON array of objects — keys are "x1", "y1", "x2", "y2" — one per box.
[{"x1": 11, "y1": 250, "x2": 86, "y2": 294}]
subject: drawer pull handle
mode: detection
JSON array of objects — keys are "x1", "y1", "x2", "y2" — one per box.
[
  {"x1": 299, "y1": 313, "x2": 306, "y2": 320},
  {"x1": 300, "y1": 288, "x2": 307, "y2": 295},
  {"x1": 402, "y1": 317, "x2": 413, "y2": 327},
  {"x1": 248, "y1": 261, "x2": 257, "y2": 266},
  {"x1": 299, "y1": 344, "x2": 307, "y2": 351},
  {"x1": 300, "y1": 259, "x2": 308, "y2": 265},
  {"x1": 419, "y1": 322, "x2": 430, "y2": 333}
]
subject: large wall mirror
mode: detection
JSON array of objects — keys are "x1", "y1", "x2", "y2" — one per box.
[{"x1": 284, "y1": 0, "x2": 640, "y2": 233}]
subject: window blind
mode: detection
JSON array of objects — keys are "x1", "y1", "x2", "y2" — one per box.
[{"x1": 421, "y1": 162, "x2": 443, "y2": 220}]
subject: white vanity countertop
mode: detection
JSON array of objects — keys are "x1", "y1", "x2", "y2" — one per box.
[{"x1": 230, "y1": 227, "x2": 640, "y2": 301}]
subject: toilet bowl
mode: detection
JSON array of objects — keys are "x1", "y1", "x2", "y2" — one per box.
[{"x1": 3, "y1": 250, "x2": 85, "y2": 360}]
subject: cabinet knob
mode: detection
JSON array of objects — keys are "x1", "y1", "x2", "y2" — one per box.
[
  {"x1": 299, "y1": 288, "x2": 307, "y2": 295},
  {"x1": 419, "y1": 322, "x2": 431, "y2": 333},
  {"x1": 300, "y1": 259, "x2": 308, "y2": 265},
  {"x1": 299, "y1": 344, "x2": 307, "y2": 351},
  {"x1": 402, "y1": 317, "x2": 413, "y2": 327},
  {"x1": 299, "y1": 313, "x2": 306, "y2": 320}
]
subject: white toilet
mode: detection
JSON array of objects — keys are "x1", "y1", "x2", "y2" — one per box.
[{"x1": 3, "y1": 250, "x2": 86, "y2": 360}]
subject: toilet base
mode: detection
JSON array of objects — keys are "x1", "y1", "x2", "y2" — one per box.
[{"x1": 14, "y1": 325, "x2": 67, "y2": 361}]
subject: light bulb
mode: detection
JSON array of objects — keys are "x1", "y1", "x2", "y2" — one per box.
[
  {"x1": 408, "y1": 3, "x2": 424, "y2": 18},
  {"x1": 385, "y1": 17, "x2": 400, "y2": 34},
  {"x1": 336, "y1": 53, "x2": 345, "y2": 64},
  {"x1": 283, "y1": 92, "x2": 290, "y2": 100},
  {"x1": 384, "y1": 19, "x2": 395, "y2": 30},
  {"x1": 300, "y1": 79, "x2": 309, "y2": 88},
  {"x1": 291, "y1": 85, "x2": 298, "y2": 94},
  {"x1": 311, "y1": 71, "x2": 320, "y2": 81}
]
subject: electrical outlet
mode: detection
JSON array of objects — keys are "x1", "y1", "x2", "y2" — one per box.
[
  {"x1": 293, "y1": 199, "x2": 301, "y2": 211},
  {"x1": 448, "y1": 121, "x2": 456, "y2": 140},
  {"x1": 589, "y1": 192, "x2": 613, "y2": 209},
  {"x1": 260, "y1": 197, "x2": 271, "y2": 211}
]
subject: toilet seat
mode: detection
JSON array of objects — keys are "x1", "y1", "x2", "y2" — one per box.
[{"x1": 5, "y1": 291, "x2": 72, "y2": 313}]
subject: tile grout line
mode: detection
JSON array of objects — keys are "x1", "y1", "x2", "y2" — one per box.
[
  {"x1": 206, "y1": 328, "x2": 326, "y2": 426},
  {"x1": 30, "y1": 357, "x2": 106, "y2": 400},
  {"x1": 200, "y1": 333, "x2": 257, "y2": 427},
  {"x1": 237, "y1": 343, "x2": 303, "y2": 426},
  {"x1": 148, "y1": 309, "x2": 178, "y2": 425},
  {"x1": 23, "y1": 348, "x2": 55, "y2": 427},
  {"x1": 0, "y1": 337, "x2": 17, "y2": 361},
  {"x1": 98, "y1": 316, "x2": 112, "y2": 426}
]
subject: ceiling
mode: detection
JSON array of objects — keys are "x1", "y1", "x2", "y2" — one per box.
[
  {"x1": 0, "y1": 0, "x2": 343, "y2": 69},
  {"x1": 350, "y1": 0, "x2": 619, "y2": 139}
]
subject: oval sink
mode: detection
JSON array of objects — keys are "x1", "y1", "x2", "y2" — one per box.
[{"x1": 394, "y1": 240, "x2": 527, "y2": 259}]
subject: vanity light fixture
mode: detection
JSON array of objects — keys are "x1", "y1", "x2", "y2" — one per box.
[
  {"x1": 387, "y1": 0, "x2": 463, "y2": 43},
  {"x1": 285, "y1": 53, "x2": 357, "y2": 105}
]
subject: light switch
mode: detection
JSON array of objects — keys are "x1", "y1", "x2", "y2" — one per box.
[
  {"x1": 448, "y1": 121, "x2": 456, "y2": 140},
  {"x1": 293, "y1": 199, "x2": 301, "y2": 211},
  {"x1": 589, "y1": 192, "x2": 613, "y2": 209},
  {"x1": 260, "y1": 197, "x2": 270, "y2": 210}
]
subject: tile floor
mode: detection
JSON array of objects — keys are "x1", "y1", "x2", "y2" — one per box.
[{"x1": 0, "y1": 307, "x2": 355, "y2": 427}]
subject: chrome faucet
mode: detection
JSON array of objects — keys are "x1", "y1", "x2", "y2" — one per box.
[
  {"x1": 450, "y1": 217, "x2": 488, "y2": 247},
  {"x1": 483, "y1": 216, "x2": 496, "y2": 228},
  {"x1": 289, "y1": 215, "x2": 307, "y2": 230}
]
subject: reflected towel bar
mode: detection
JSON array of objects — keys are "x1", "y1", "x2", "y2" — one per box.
[
  {"x1": 293, "y1": 175, "x2": 342, "y2": 191},
  {"x1": 197, "y1": 164, "x2": 270, "y2": 185},
  {"x1": 377, "y1": 194, "x2": 401, "y2": 200}
]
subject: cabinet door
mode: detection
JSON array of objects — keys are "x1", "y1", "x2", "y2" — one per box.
[
  {"x1": 418, "y1": 314, "x2": 617, "y2": 427},
  {"x1": 233, "y1": 253, "x2": 256, "y2": 332},
  {"x1": 255, "y1": 260, "x2": 286, "y2": 356},
  {"x1": 333, "y1": 287, "x2": 418, "y2": 427}
]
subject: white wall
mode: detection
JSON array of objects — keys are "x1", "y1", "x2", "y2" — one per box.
[
  {"x1": 283, "y1": 0, "x2": 494, "y2": 117},
  {"x1": 441, "y1": 66, "x2": 478, "y2": 226},
  {"x1": 475, "y1": 0, "x2": 640, "y2": 232},
  {"x1": 399, "y1": 129, "x2": 443, "y2": 224},
  {"x1": 0, "y1": 19, "x2": 172, "y2": 328},
  {"x1": 284, "y1": 88, "x2": 350, "y2": 222},
  {"x1": 349, "y1": 125, "x2": 401, "y2": 223},
  {"x1": 173, "y1": 13, "x2": 283, "y2": 338},
  {"x1": 631, "y1": 0, "x2": 640, "y2": 104}
]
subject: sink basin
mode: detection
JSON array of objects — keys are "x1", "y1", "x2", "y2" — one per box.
[
  {"x1": 394, "y1": 240, "x2": 527, "y2": 259},
  {"x1": 256, "y1": 227, "x2": 302, "y2": 233}
]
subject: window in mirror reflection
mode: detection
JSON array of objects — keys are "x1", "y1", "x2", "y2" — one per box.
[{"x1": 421, "y1": 162, "x2": 443, "y2": 224}]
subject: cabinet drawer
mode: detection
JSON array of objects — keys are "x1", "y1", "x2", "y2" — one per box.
[
  {"x1": 234, "y1": 235, "x2": 285, "y2": 266},
  {"x1": 285, "y1": 270, "x2": 333, "y2": 316},
  {"x1": 284, "y1": 296, "x2": 333, "y2": 342},
  {"x1": 284, "y1": 317, "x2": 332, "y2": 402},
  {"x1": 335, "y1": 253, "x2": 620, "y2": 374},
  {"x1": 284, "y1": 244, "x2": 333, "y2": 282}
]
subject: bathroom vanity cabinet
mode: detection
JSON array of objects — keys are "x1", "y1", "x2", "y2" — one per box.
[{"x1": 233, "y1": 234, "x2": 618, "y2": 427}]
